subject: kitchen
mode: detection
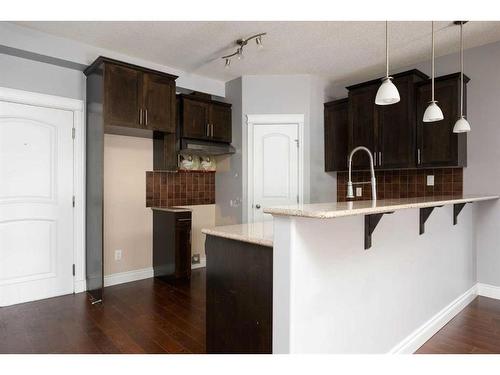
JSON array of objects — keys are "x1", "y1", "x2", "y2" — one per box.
[{"x1": 1, "y1": 11, "x2": 500, "y2": 368}]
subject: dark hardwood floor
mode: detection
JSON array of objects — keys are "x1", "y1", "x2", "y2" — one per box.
[
  {"x1": 417, "y1": 296, "x2": 500, "y2": 354},
  {"x1": 2, "y1": 272, "x2": 500, "y2": 354},
  {"x1": 0, "y1": 269, "x2": 206, "y2": 354}
]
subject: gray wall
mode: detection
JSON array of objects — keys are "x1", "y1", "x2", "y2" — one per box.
[{"x1": 0, "y1": 53, "x2": 85, "y2": 99}]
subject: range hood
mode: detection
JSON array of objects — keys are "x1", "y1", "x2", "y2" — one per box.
[{"x1": 179, "y1": 138, "x2": 236, "y2": 156}]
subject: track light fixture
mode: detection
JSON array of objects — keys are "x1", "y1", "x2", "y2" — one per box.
[{"x1": 221, "y1": 32, "x2": 266, "y2": 67}]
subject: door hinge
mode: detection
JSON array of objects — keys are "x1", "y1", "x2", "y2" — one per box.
[
  {"x1": 72, "y1": 264, "x2": 75, "y2": 276},
  {"x1": 72, "y1": 127, "x2": 76, "y2": 139},
  {"x1": 72, "y1": 195, "x2": 75, "y2": 207}
]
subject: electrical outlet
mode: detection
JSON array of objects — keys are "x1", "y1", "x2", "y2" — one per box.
[
  {"x1": 191, "y1": 254, "x2": 200, "y2": 264},
  {"x1": 356, "y1": 187, "x2": 363, "y2": 197},
  {"x1": 115, "y1": 249, "x2": 122, "y2": 261},
  {"x1": 427, "y1": 175, "x2": 435, "y2": 186}
]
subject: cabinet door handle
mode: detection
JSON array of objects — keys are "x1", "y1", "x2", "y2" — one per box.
[
  {"x1": 379, "y1": 152, "x2": 382, "y2": 166},
  {"x1": 417, "y1": 149, "x2": 421, "y2": 164},
  {"x1": 206, "y1": 124, "x2": 210, "y2": 137},
  {"x1": 374, "y1": 152, "x2": 377, "y2": 166},
  {"x1": 145, "y1": 109, "x2": 148, "y2": 126},
  {"x1": 139, "y1": 108, "x2": 143, "y2": 125},
  {"x1": 211, "y1": 124, "x2": 214, "y2": 137}
]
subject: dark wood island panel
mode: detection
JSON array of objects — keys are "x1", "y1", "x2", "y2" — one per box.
[{"x1": 205, "y1": 235, "x2": 273, "y2": 354}]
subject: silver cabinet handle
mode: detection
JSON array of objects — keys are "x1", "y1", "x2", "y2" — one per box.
[
  {"x1": 139, "y1": 108, "x2": 143, "y2": 125},
  {"x1": 211, "y1": 124, "x2": 214, "y2": 137},
  {"x1": 417, "y1": 149, "x2": 421, "y2": 164},
  {"x1": 374, "y1": 152, "x2": 377, "y2": 166},
  {"x1": 379, "y1": 152, "x2": 382, "y2": 166},
  {"x1": 206, "y1": 124, "x2": 210, "y2": 137},
  {"x1": 145, "y1": 109, "x2": 148, "y2": 126}
]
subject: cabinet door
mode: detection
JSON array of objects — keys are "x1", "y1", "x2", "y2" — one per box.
[
  {"x1": 377, "y1": 75, "x2": 416, "y2": 169},
  {"x1": 153, "y1": 132, "x2": 177, "y2": 171},
  {"x1": 324, "y1": 99, "x2": 348, "y2": 171},
  {"x1": 175, "y1": 219, "x2": 192, "y2": 279},
  {"x1": 182, "y1": 98, "x2": 210, "y2": 139},
  {"x1": 348, "y1": 85, "x2": 378, "y2": 168},
  {"x1": 143, "y1": 72, "x2": 176, "y2": 133},
  {"x1": 104, "y1": 63, "x2": 141, "y2": 128},
  {"x1": 209, "y1": 103, "x2": 232, "y2": 143},
  {"x1": 416, "y1": 76, "x2": 467, "y2": 167}
]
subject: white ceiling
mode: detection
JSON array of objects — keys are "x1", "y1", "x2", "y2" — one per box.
[{"x1": 14, "y1": 21, "x2": 500, "y2": 84}]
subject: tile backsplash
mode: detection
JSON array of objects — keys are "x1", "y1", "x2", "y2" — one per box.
[
  {"x1": 337, "y1": 168, "x2": 463, "y2": 202},
  {"x1": 146, "y1": 170, "x2": 215, "y2": 207}
]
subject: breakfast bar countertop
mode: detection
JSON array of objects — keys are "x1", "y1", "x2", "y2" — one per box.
[
  {"x1": 202, "y1": 221, "x2": 273, "y2": 247},
  {"x1": 264, "y1": 194, "x2": 499, "y2": 219}
]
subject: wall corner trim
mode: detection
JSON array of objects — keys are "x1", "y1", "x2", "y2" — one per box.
[
  {"x1": 388, "y1": 284, "x2": 478, "y2": 354},
  {"x1": 477, "y1": 283, "x2": 500, "y2": 300}
]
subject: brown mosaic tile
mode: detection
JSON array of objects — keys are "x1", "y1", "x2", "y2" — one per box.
[
  {"x1": 145, "y1": 170, "x2": 216, "y2": 207},
  {"x1": 337, "y1": 168, "x2": 463, "y2": 202}
]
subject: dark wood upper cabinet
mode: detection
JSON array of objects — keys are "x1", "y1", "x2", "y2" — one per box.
[
  {"x1": 179, "y1": 94, "x2": 232, "y2": 143},
  {"x1": 104, "y1": 63, "x2": 142, "y2": 128},
  {"x1": 416, "y1": 73, "x2": 468, "y2": 168},
  {"x1": 86, "y1": 56, "x2": 177, "y2": 133},
  {"x1": 377, "y1": 71, "x2": 427, "y2": 169},
  {"x1": 143, "y1": 72, "x2": 176, "y2": 132},
  {"x1": 209, "y1": 102, "x2": 232, "y2": 143},
  {"x1": 347, "y1": 82, "x2": 378, "y2": 168},
  {"x1": 324, "y1": 98, "x2": 348, "y2": 171},
  {"x1": 182, "y1": 98, "x2": 210, "y2": 139}
]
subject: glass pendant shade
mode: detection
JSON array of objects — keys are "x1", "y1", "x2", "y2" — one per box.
[
  {"x1": 423, "y1": 101, "x2": 444, "y2": 122},
  {"x1": 375, "y1": 77, "x2": 400, "y2": 105},
  {"x1": 453, "y1": 116, "x2": 471, "y2": 133}
]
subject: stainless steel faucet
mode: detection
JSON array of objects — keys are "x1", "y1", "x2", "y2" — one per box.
[{"x1": 346, "y1": 146, "x2": 377, "y2": 201}]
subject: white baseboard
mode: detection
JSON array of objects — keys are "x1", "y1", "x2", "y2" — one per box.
[
  {"x1": 389, "y1": 284, "x2": 478, "y2": 354},
  {"x1": 477, "y1": 283, "x2": 500, "y2": 300},
  {"x1": 104, "y1": 267, "x2": 154, "y2": 287},
  {"x1": 192, "y1": 258, "x2": 206, "y2": 270}
]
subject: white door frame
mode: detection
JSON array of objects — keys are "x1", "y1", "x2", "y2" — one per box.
[
  {"x1": 0, "y1": 87, "x2": 86, "y2": 293},
  {"x1": 246, "y1": 114, "x2": 305, "y2": 223}
]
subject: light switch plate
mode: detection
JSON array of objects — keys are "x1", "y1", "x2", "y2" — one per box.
[
  {"x1": 356, "y1": 187, "x2": 363, "y2": 197},
  {"x1": 427, "y1": 175, "x2": 435, "y2": 186},
  {"x1": 115, "y1": 249, "x2": 122, "y2": 261}
]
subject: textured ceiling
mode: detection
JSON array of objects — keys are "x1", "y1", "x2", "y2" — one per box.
[{"x1": 14, "y1": 21, "x2": 500, "y2": 84}]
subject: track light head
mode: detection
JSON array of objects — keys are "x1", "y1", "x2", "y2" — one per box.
[
  {"x1": 225, "y1": 58, "x2": 231, "y2": 68},
  {"x1": 256, "y1": 36, "x2": 263, "y2": 48},
  {"x1": 237, "y1": 47, "x2": 244, "y2": 60}
]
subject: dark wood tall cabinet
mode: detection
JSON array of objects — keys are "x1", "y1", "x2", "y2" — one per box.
[
  {"x1": 84, "y1": 57, "x2": 178, "y2": 302},
  {"x1": 416, "y1": 73, "x2": 469, "y2": 168},
  {"x1": 324, "y1": 98, "x2": 348, "y2": 171}
]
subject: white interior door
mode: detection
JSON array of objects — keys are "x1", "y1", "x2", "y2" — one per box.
[
  {"x1": 0, "y1": 100, "x2": 74, "y2": 307},
  {"x1": 251, "y1": 123, "x2": 299, "y2": 222}
]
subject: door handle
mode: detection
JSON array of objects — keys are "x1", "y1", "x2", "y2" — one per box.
[
  {"x1": 145, "y1": 109, "x2": 148, "y2": 126},
  {"x1": 210, "y1": 124, "x2": 214, "y2": 137},
  {"x1": 255, "y1": 204, "x2": 261, "y2": 209},
  {"x1": 139, "y1": 108, "x2": 143, "y2": 125},
  {"x1": 206, "y1": 124, "x2": 210, "y2": 137},
  {"x1": 374, "y1": 152, "x2": 377, "y2": 166},
  {"x1": 379, "y1": 152, "x2": 382, "y2": 166}
]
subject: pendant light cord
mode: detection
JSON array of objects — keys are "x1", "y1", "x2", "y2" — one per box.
[
  {"x1": 460, "y1": 22, "x2": 464, "y2": 117},
  {"x1": 385, "y1": 21, "x2": 389, "y2": 78},
  {"x1": 431, "y1": 21, "x2": 435, "y2": 102}
]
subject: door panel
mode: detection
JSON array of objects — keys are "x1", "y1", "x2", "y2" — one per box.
[
  {"x1": 0, "y1": 101, "x2": 74, "y2": 307},
  {"x1": 377, "y1": 76, "x2": 415, "y2": 169},
  {"x1": 252, "y1": 124, "x2": 299, "y2": 223},
  {"x1": 210, "y1": 103, "x2": 232, "y2": 143},
  {"x1": 348, "y1": 85, "x2": 377, "y2": 168},
  {"x1": 143, "y1": 73, "x2": 176, "y2": 132},
  {"x1": 104, "y1": 63, "x2": 141, "y2": 128},
  {"x1": 182, "y1": 98, "x2": 209, "y2": 139}
]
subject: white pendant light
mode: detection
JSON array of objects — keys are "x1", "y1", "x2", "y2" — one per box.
[
  {"x1": 375, "y1": 21, "x2": 400, "y2": 105},
  {"x1": 423, "y1": 21, "x2": 444, "y2": 122},
  {"x1": 453, "y1": 21, "x2": 471, "y2": 133}
]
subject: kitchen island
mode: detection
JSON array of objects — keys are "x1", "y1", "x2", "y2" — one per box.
[{"x1": 264, "y1": 194, "x2": 499, "y2": 353}]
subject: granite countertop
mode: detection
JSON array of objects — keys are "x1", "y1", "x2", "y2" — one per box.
[
  {"x1": 202, "y1": 221, "x2": 273, "y2": 247},
  {"x1": 151, "y1": 207, "x2": 192, "y2": 213},
  {"x1": 263, "y1": 194, "x2": 499, "y2": 219}
]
